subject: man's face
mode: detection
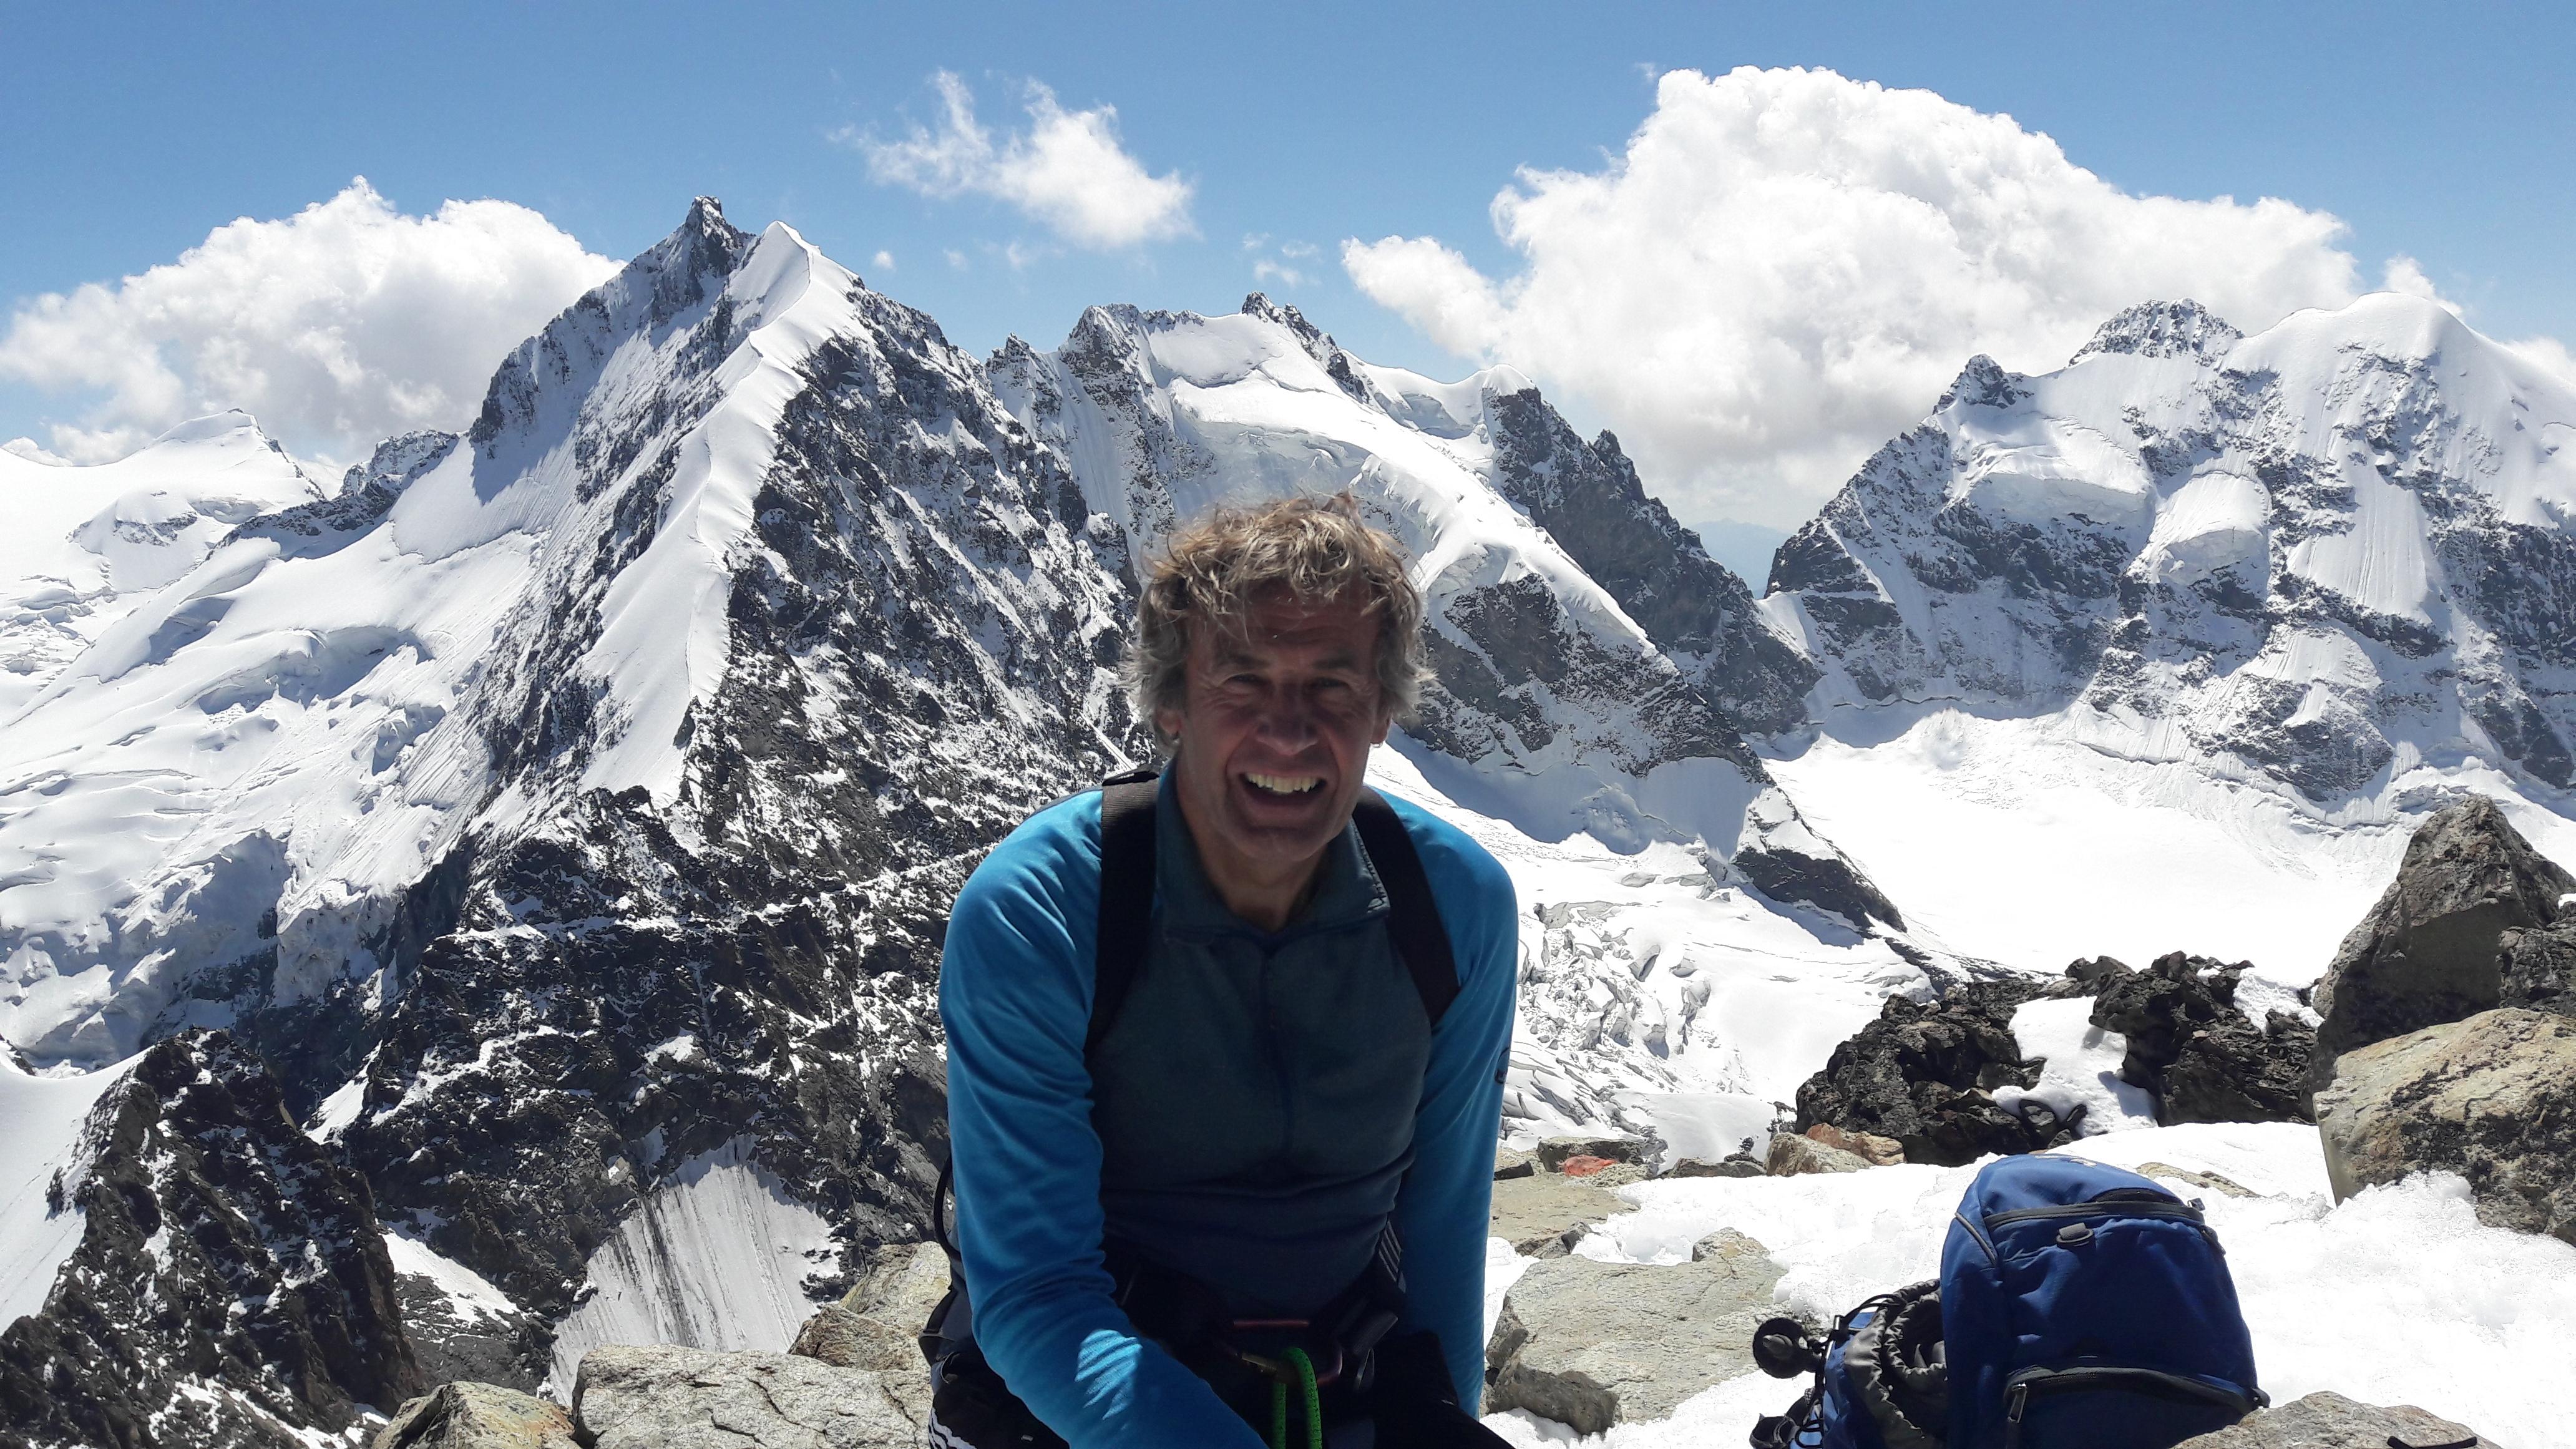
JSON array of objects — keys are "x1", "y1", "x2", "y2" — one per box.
[{"x1": 1159, "y1": 588, "x2": 1393, "y2": 902}]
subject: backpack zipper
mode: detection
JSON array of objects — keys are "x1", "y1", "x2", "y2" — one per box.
[
  {"x1": 2001, "y1": 1365, "x2": 2263, "y2": 1449},
  {"x1": 1983, "y1": 1199, "x2": 2203, "y2": 1230}
]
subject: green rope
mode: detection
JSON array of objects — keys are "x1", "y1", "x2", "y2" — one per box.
[
  {"x1": 1262, "y1": 1347, "x2": 1323, "y2": 1449},
  {"x1": 1286, "y1": 1346, "x2": 1322, "y2": 1449}
]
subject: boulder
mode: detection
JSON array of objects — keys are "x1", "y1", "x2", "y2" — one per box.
[
  {"x1": 2309, "y1": 796, "x2": 2572, "y2": 1095},
  {"x1": 375, "y1": 1382, "x2": 578, "y2": 1449},
  {"x1": 842, "y1": 1241, "x2": 950, "y2": 1329},
  {"x1": 1536, "y1": 1135, "x2": 1656, "y2": 1171},
  {"x1": 1793, "y1": 979, "x2": 2086, "y2": 1165},
  {"x1": 1490, "y1": 1171, "x2": 1625, "y2": 1257},
  {"x1": 1483, "y1": 1229, "x2": 1782, "y2": 1433},
  {"x1": 788, "y1": 1304, "x2": 921, "y2": 1373},
  {"x1": 2316, "y1": 1007, "x2": 2576, "y2": 1244},
  {"x1": 2091, "y1": 953, "x2": 2313, "y2": 1125},
  {"x1": 791, "y1": 1240, "x2": 948, "y2": 1372},
  {"x1": 1766, "y1": 1133, "x2": 1870, "y2": 1176},
  {"x1": 2169, "y1": 1389, "x2": 2497, "y2": 1448},
  {"x1": 572, "y1": 1344, "x2": 928, "y2": 1449},
  {"x1": 1495, "y1": 1147, "x2": 1536, "y2": 1179},
  {"x1": 1669, "y1": 1154, "x2": 1765, "y2": 1179},
  {"x1": 1803, "y1": 1123, "x2": 1904, "y2": 1165}
]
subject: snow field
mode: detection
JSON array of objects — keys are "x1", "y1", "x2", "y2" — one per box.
[
  {"x1": 1484, "y1": 1123, "x2": 2576, "y2": 1448},
  {"x1": 543, "y1": 1138, "x2": 841, "y2": 1394},
  {"x1": 381, "y1": 1227, "x2": 519, "y2": 1326},
  {"x1": 1993, "y1": 995, "x2": 2157, "y2": 1133}
]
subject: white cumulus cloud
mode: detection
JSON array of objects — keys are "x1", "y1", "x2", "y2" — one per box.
[
  {"x1": 0, "y1": 180, "x2": 618, "y2": 467},
  {"x1": 1344, "y1": 67, "x2": 2411, "y2": 529},
  {"x1": 851, "y1": 71, "x2": 1194, "y2": 250}
]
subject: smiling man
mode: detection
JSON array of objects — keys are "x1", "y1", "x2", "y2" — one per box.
[{"x1": 930, "y1": 494, "x2": 1520, "y2": 1448}]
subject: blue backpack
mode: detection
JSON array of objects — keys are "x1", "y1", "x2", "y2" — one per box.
[{"x1": 1752, "y1": 1155, "x2": 2266, "y2": 1449}]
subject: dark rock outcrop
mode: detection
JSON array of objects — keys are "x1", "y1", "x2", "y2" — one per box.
[
  {"x1": 1481, "y1": 390, "x2": 1819, "y2": 736},
  {"x1": 2317, "y1": 1007, "x2": 2576, "y2": 1246},
  {"x1": 2499, "y1": 917, "x2": 2576, "y2": 1018},
  {"x1": 1792, "y1": 979, "x2": 2090, "y2": 1166},
  {"x1": 2087, "y1": 954, "x2": 2313, "y2": 1125},
  {"x1": 2309, "y1": 796, "x2": 2574, "y2": 1095},
  {"x1": 0, "y1": 1032, "x2": 422, "y2": 1449}
]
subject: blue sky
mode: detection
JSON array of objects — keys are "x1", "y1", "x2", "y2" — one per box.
[{"x1": 6, "y1": 1, "x2": 2571, "y2": 538}]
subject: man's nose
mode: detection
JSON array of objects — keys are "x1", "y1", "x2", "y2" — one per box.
[{"x1": 1256, "y1": 689, "x2": 1319, "y2": 743}]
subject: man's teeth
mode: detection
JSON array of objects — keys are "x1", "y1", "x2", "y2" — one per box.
[{"x1": 1246, "y1": 772, "x2": 1323, "y2": 795}]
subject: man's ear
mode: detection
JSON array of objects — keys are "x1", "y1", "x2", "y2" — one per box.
[
  {"x1": 1156, "y1": 705, "x2": 1187, "y2": 743},
  {"x1": 1369, "y1": 706, "x2": 1393, "y2": 748}
]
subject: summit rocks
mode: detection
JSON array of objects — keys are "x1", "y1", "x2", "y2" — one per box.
[
  {"x1": 2309, "y1": 796, "x2": 2574, "y2": 1093},
  {"x1": 1792, "y1": 979, "x2": 2089, "y2": 1166}
]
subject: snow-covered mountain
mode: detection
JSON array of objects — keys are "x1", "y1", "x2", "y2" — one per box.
[
  {"x1": 0, "y1": 201, "x2": 1919, "y2": 1439},
  {"x1": 1760, "y1": 296, "x2": 2576, "y2": 978},
  {"x1": 10, "y1": 195, "x2": 2576, "y2": 1447},
  {"x1": 0, "y1": 414, "x2": 325, "y2": 720}
]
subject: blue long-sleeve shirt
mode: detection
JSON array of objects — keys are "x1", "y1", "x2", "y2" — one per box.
[{"x1": 939, "y1": 779, "x2": 1518, "y2": 1447}]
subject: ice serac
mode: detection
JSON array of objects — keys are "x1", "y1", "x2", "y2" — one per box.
[
  {"x1": 1768, "y1": 294, "x2": 2576, "y2": 809},
  {"x1": 990, "y1": 292, "x2": 1891, "y2": 927}
]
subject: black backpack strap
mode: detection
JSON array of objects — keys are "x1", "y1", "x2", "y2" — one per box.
[
  {"x1": 1351, "y1": 788, "x2": 1460, "y2": 1030},
  {"x1": 1086, "y1": 768, "x2": 1162, "y2": 1058}
]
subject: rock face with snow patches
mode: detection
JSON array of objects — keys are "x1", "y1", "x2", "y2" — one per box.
[
  {"x1": 1766, "y1": 296, "x2": 2576, "y2": 809},
  {"x1": 0, "y1": 1031, "x2": 420, "y2": 1449},
  {"x1": 1792, "y1": 978, "x2": 2092, "y2": 1166}
]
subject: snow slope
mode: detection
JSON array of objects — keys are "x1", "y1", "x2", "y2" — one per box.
[
  {"x1": 543, "y1": 1139, "x2": 841, "y2": 1393},
  {"x1": 0, "y1": 412, "x2": 323, "y2": 720}
]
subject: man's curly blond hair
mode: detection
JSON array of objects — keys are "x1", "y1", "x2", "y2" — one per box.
[{"x1": 1125, "y1": 493, "x2": 1431, "y2": 751}]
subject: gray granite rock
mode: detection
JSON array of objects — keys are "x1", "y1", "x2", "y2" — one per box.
[
  {"x1": 375, "y1": 1382, "x2": 577, "y2": 1449},
  {"x1": 2169, "y1": 1388, "x2": 2497, "y2": 1447},
  {"x1": 1767, "y1": 1131, "x2": 1871, "y2": 1176},
  {"x1": 2309, "y1": 797, "x2": 2573, "y2": 1096},
  {"x1": 791, "y1": 1241, "x2": 950, "y2": 1373},
  {"x1": 1669, "y1": 1154, "x2": 1765, "y2": 1179},
  {"x1": 1802, "y1": 1123, "x2": 1905, "y2": 1165},
  {"x1": 2317, "y1": 1007, "x2": 2576, "y2": 1245},
  {"x1": 1490, "y1": 1172, "x2": 1626, "y2": 1257},
  {"x1": 1484, "y1": 1230, "x2": 1783, "y2": 1433},
  {"x1": 572, "y1": 1344, "x2": 929, "y2": 1449},
  {"x1": 1536, "y1": 1135, "x2": 1657, "y2": 1171}
]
